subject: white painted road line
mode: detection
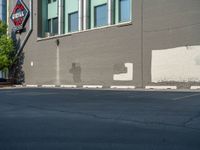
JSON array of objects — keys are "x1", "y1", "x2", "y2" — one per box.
[
  {"x1": 190, "y1": 86, "x2": 200, "y2": 90},
  {"x1": 172, "y1": 93, "x2": 200, "y2": 100},
  {"x1": 41, "y1": 85, "x2": 56, "y2": 88},
  {"x1": 145, "y1": 86, "x2": 177, "y2": 90},
  {"x1": 83, "y1": 85, "x2": 103, "y2": 88},
  {"x1": 60, "y1": 85, "x2": 77, "y2": 88},
  {"x1": 26, "y1": 85, "x2": 38, "y2": 88},
  {"x1": 110, "y1": 86, "x2": 135, "y2": 89}
]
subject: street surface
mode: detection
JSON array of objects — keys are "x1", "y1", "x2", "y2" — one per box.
[{"x1": 0, "y1": 88, "x2": 200, "y2": 150}]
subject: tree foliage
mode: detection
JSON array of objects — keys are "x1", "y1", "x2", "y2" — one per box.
[
  {"x1": 0, "y1": 20, "x2": 15, "y2": 71},
  {"x1": 0, "y1": 20, "x2": 7, "y2": 36}
]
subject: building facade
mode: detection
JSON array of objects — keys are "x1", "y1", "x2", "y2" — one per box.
[
  {"x1": 0, "y1": 0, "x2": 7, "y2": 79},
  {"x1": 0, "y1": 0, "x2": 7, "y2": 22},
  {"x1": 8, "y1": 0, "x2": 200, "y2": 88}
]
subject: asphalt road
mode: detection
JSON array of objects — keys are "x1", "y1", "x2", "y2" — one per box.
[{"x1": 0, "y1": 88, "x2": 200, "y2": 150}]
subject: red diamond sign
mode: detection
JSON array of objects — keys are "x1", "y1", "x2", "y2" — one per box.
[{"x1": 10, "y1": 0, "x2": 30, "y2": 32}]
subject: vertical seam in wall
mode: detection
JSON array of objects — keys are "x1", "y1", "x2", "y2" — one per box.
[{"x1": 141, "y1": 0, "x2": 144, "y2": 88}]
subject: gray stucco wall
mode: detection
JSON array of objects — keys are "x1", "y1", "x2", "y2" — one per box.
[
  {"x1": 8, "y1": 0, "x2": 200, "y2": 87},
  {"x1": 143, "y1": 0, "x2": 200, "y2": 86}
]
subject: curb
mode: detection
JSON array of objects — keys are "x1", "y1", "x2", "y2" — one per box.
[
  {"x1": 190, "y1": 86, "x2": 200, "y2": 90},
  {"x1": 145, "y1": 86, "x2": 177, "y2": 90},
  {"x1": 41, "y1": 85, "x2": 56, "y2": 88},
  {"x1": 26, "y1": 85, "x2": 38, "y2": 88},
  {"x1": 60, "y1": 85, "x2": 77, "y2": 88},
  {"x1": 83, "y1": 85, "x2": 103, "y2": 89},
  {"x1": 110, "y1": 86, "x2": 136, "y2": 89},
  {"x1": 7, "y1": 85, "x2": 200, "y2": 91}
]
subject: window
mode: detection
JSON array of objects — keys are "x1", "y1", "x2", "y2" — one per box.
[
  {"x1": 47, "y1": 19, "x2": 52, "y2": 33},
  {"x1": 48, "y1": 0, "x2": 57, "y2": 4},
  {"x1": 89, "y1": 0, "x2": 108, "y2": 29},
  {"x1": 0, "y1": 1, "x2": 7, "y2": 23},
  {"x1": 94, "y1": 4, "x2": 108, "y2": 27},
  {"x1": 119, "y1": 0, "x2": 131, "y2": 22},
  {"x1": 68, "y1": 11, "x2": 79, "y2": 32},
  {"x1": 53, "y1": 17, "x2": 58, "y2": 34},
  {"x1": 64, "y1": 0, "x2": 79, "y2": 33},
  {"x1": 38, "y1": 0, "x2": 132, "y2": 38},
  {"x1": 47, "y1": 17, "x2": 58, "y2": 35}
]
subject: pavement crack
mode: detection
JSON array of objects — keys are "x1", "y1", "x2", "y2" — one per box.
[
  {"x1": 183, "y1": 112, "x2": 200, "y2": 127},
  {"x1": 21, "y1": 104, "x2": 200, "y2": 132},
  {"x1": 2, "y1": 102, "x2": 200, "y2": 132}
]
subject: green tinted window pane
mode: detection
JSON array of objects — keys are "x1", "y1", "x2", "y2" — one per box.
[
  {"x1": 53, "y1": 17, "x2": 58, "y2": 34},
  {"x1": 68, "y1": 11, "x2": 79, "y2": 32},
  {"x1": 94, "y1": 4, "x2": 108, "y2": 27},
  {"x1": 48, "y1": 19, "x2": 51, "y2": 32},
  {"x1": 119, "y1": 0, "x2": 130, "y2": 22}
]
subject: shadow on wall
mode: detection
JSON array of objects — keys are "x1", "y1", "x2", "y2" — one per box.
[
  {"x1": 9, "y1": 31, "x2": 25, "y2": 84},
  {"x1": 69, "y1": 63, "x2": 81, "y2": 83},
  {"x1": 113, "y1": 63, "x2": 127, "y2": 75}
]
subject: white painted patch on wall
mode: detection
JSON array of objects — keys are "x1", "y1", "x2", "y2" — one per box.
[
  {"x1": 30, "y1": 61, "x2": 34, "y2": 67},
  {"x1": 152, "y1": 45, "x2": 200, "y2": 82},
  {"x1": 113, "y1": 63, "x2": 133, "y2": 81}
]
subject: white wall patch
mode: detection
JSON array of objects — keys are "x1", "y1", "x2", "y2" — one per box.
[
  {"x1": 113, "y1": 63, "x2": 133, "y2": 81},
  {"x1": 30, "y1": 61, "x2": 34, "y2": 67},
  {"x1": 152, "y1": 45, "x2": 200, "y2": 82}
]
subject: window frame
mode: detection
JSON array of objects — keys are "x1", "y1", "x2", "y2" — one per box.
[
  {"x1": 52, "y1": 17, "x2": 58, "y2": 35},
  {"x1": 47, "y1": 17, "x2": 58, "y2": 35},
  {"x1": 68, "y1": 11, "x2": 79, "y2": 32},
  {"x1": 118, "y1": 0, "x2": 131, "y2": 23}
]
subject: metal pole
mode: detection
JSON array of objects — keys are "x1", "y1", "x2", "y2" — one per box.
[{"x1": 16, "y1": 0, "x2": 33, "y2": 56}]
